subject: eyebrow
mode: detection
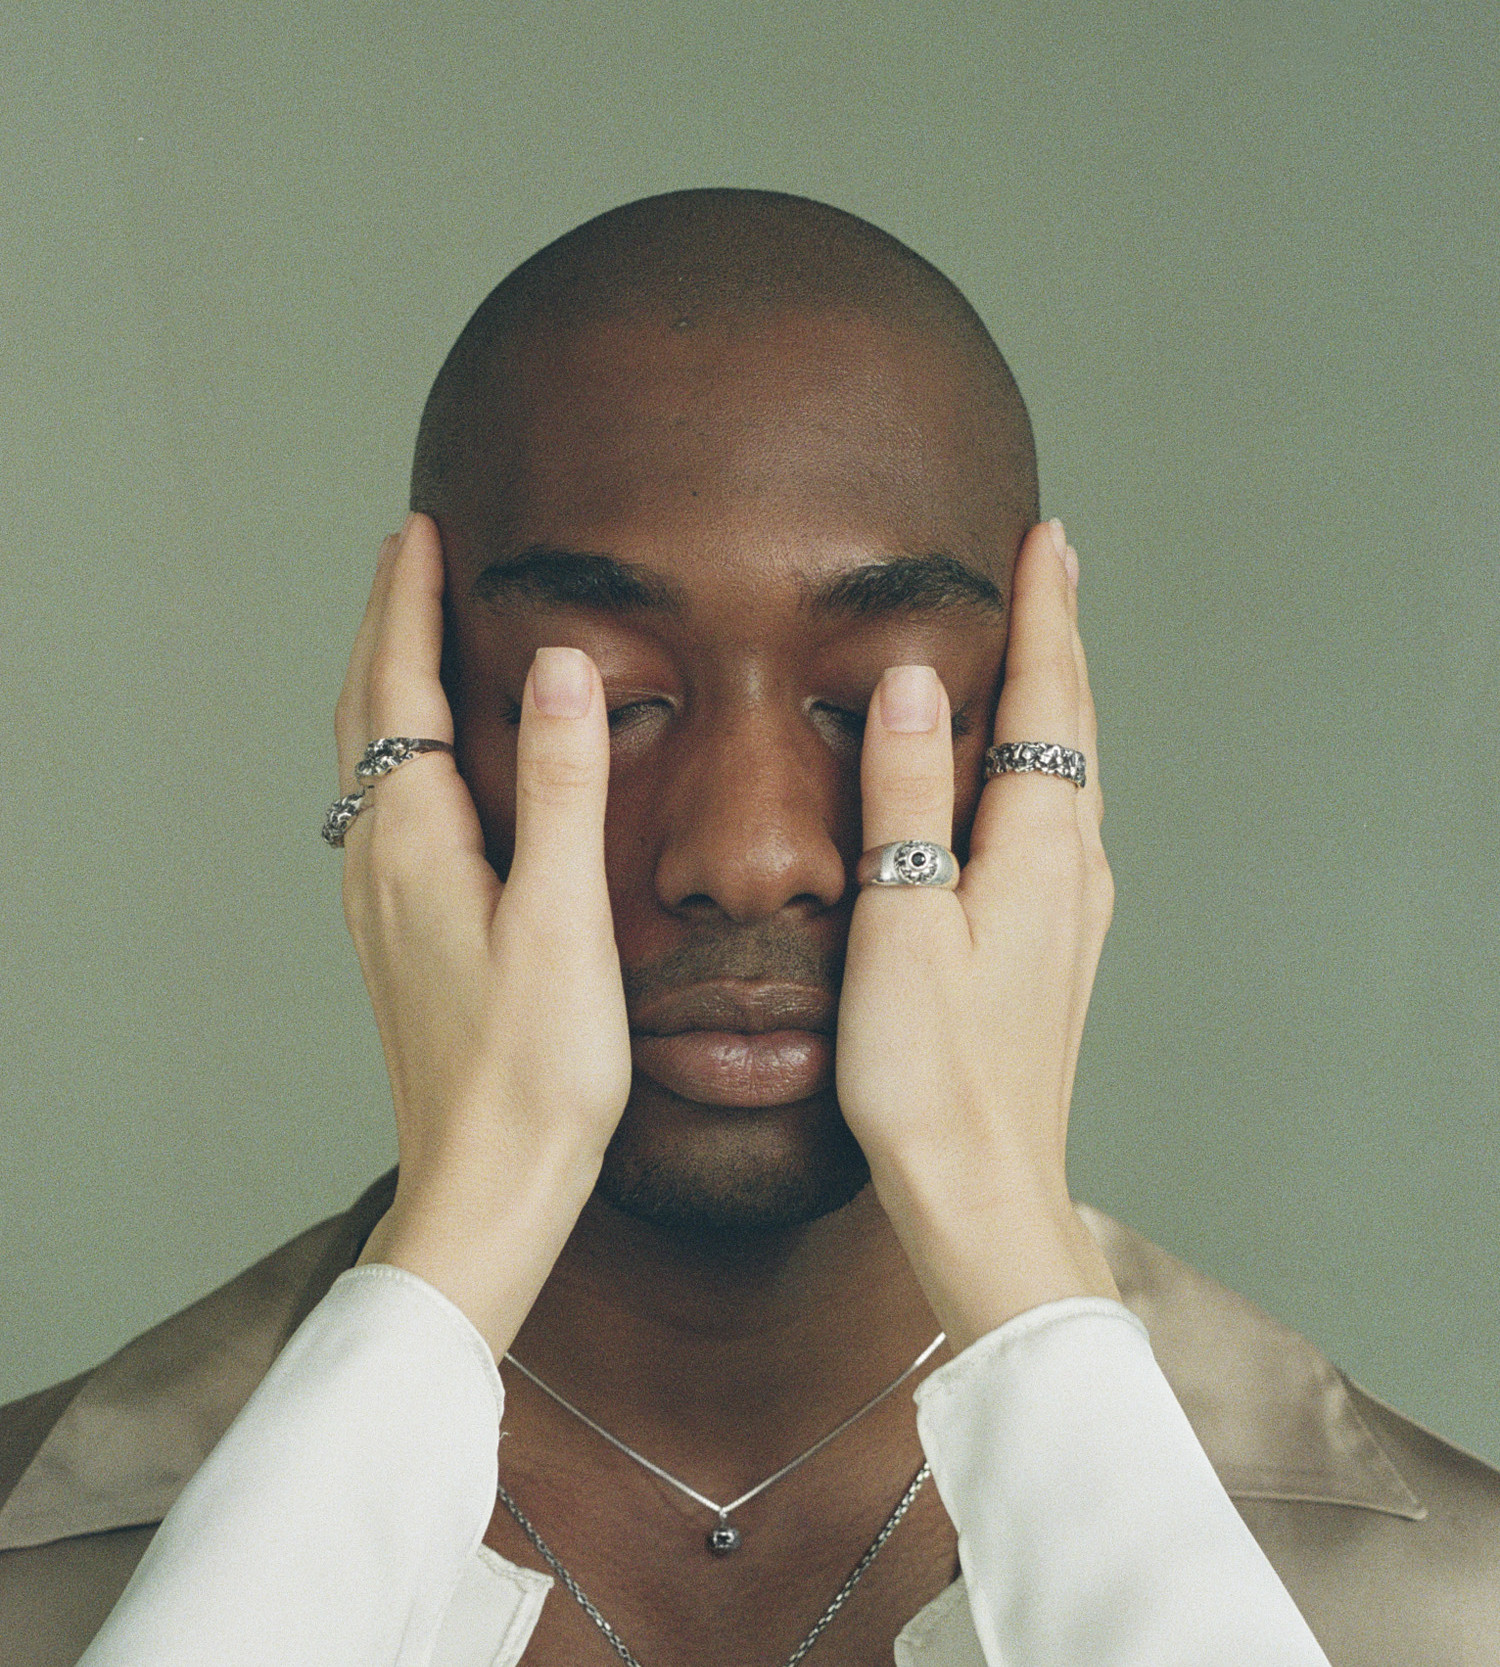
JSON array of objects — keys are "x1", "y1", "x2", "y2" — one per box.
[
  {"x1": 472, "y1": 545, "x2": 1006, "y2": 620},
  {"x1": 474, "y1": 546, "x2": 687, "y2": 612},
  {"x1": 805, "y1": 554, "x2": 1006, "y2": 619}
]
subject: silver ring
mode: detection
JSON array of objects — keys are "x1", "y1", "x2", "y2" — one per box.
[
  {"x1": 323, "y1": 737, "x2": 454, "y2": 848},
  {"x1": 855, "y1": 840, "x2": 959, "y2": 889},
  {"x1": 321, "y1": 789, "x2": 368, "y2": 848},
  {"x1": 355, "y1": 736, "x2": 454, "y2": 782},
  {"x1": 984, "y1": 741, "x2": 1086, "y2": 789}
]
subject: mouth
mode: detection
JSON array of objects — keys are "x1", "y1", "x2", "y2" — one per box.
[{"x1": 629, "y1": 981, "x2": 837, "y2": 1108}]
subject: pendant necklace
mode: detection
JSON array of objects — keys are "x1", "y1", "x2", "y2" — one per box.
[
  {"x1": 496, "y1": 1461, "x2": 931, "y2": 1667},
  {"x1": 503, "y1": 1332, "x2": 944, "y2": 1556}
]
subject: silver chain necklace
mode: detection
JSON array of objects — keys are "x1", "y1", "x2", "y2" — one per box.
[
  {"x1": 503, "y1": 1332, "x2": 944, "y2": 1555},
  {"x1": 496, "y1": 1461, "x2": 930, "y2": 1667}
]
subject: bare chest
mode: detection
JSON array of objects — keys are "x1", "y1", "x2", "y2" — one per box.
[{"x1": 482, "y1": 1463, "x2": 960, "y2": 1667}]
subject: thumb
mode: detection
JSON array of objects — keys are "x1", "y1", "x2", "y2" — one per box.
[{"x1": 506, "y1": 647, "x2": 612, "y2": 918}]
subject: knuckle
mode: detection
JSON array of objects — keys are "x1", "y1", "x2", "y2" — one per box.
[
  {"x1": 872, "y1": 761, "x2": 942, "y2": 816},
  {"x1": 519, "y1": 745, "x2": 598, "y2": 807}
]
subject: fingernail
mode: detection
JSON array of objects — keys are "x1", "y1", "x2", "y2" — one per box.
[
  {"x1": 1048, "y1": 518, "x2": 1067, "y2": 561},
  {"x1": 1064, "y1": 544, "x2": 1080, "y2": 587},
  {"x1": 880, "y1": 664, "x2": 940, "y2": 733},
  {"x1": 400, "y1": 511, "x2": 418, "y2": 540},
  {"x1": 532, "y1": 646, "x2": 592, "y2": 718}
]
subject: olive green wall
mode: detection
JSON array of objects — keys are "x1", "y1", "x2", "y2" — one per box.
[{"x1": 3, "y1": 2, "x2": 1496, "y2": 1460}]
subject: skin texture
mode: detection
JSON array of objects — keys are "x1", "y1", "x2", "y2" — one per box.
[
  {"x1": 439, "y1": 309, "x2": 1027, "y2": 1237},
  {"x1": 341, "y1": 195, "x2": 1116, "y2": 1663}
]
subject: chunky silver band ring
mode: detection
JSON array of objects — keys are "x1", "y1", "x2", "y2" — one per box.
[
  {"x1": 322, "y1": 736, "x2": 455, "y2": 848},
  {"x1": 355, "y1": 736, "x2": 455, "y2": 781},
  {"x1": 984, "y1": 741, "x2": 1087, "y2": 789},
  {"x1": 855, "y1": 840, "x2": 960, "y2": 890}
]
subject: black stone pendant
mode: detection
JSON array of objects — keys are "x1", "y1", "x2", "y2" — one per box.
[{"x1": 707, "y1": 1520, "x2": 741, "y2": 1555}]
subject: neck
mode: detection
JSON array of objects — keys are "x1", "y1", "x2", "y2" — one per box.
[{"x1": 507, "y1": 1182, "x2": 947, "y2": 1485}]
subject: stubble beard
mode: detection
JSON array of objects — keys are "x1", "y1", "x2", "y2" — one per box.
[{"x1": 592, "y1": 1088, "x2": 872, "y2": 1238}]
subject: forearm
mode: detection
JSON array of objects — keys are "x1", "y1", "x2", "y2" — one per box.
[
  {"x1": 78, "y1": 1268, "x2": 505, "y2": 1667},
  {"x1": 916, "y1": 1300, "x2": 1332, "y2": 1666}
]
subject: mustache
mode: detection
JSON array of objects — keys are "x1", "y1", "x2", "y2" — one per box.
[{"x1": 621, "y1": 923, "x2": 844, "y2": 1008}]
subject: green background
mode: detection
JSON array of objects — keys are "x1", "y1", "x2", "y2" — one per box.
[{"x1": 3, "y1": 2, "x2": 1496, "y2": 1460}]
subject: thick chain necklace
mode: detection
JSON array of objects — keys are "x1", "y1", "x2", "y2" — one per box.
[
  {"x1": 496, "y1": 1461, "x2": 930, "y2": 1667},
  {"x1": 503, "y1": 1333, "x2": 944, "y2": 1555}
]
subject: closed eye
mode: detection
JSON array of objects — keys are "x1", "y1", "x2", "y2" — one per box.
[
  {"x1": 808, "y1": 701, "x2": 973, "y2": 740},
  {"x1": 809, "y1": 701, "x2": 867, "y2": 739},
  {"x1": 605, "y1": 699, "x2": 672, "y2": 733},
  {"x1": 502, "y1": 698, "x2": 672, "y2": 732}
]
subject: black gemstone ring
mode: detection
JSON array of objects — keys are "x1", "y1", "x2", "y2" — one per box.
[{"x1": 855, "y1": 840, "x2": 960, "y2": 889}]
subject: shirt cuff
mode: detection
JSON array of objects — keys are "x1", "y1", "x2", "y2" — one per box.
[
  {"x1": 80, "y1": 1262, "x2": 505, "y2": 1667},
  {"x1": 913, "y1": 1297, "x2": 1331, "y2": 1666}
]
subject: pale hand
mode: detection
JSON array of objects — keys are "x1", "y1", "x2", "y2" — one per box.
[
  {"x1": 336, "y1": 514, "x2": 631, "y2": 1356},
  {"x1": 836, "y1": 520, "x2": 1120, "y2": 1350}
]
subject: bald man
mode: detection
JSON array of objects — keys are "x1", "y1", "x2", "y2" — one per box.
[{"x1": 2, "y1": 190, "x2": 1497, "y2": 1667}]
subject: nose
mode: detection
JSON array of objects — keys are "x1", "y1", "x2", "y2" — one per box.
[{"x1": 652, "y1": 703, "x2": 850, "y2": 924}]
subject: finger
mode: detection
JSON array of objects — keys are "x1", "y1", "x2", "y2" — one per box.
[
  {"x1": 366, "y1": 513, "x2": 455, "y2": 742},
  {"x1": 334, "y1": 529, "x2": 403, "y2": 793},
  {"x1": 858, "y1": 664, "x2": 956, "y2": 857},
  {"x1": 1064, "y1": 541, "x2": 1104, "y2": 838},
  {"x1": 1060, "y1": 543, "x2": 1114, "y2": 1107},
  {"x1": 969, "y1": 519, "x2": 1083, "y2": 866},
  {"x1": 345, "y1": 514, "x2": 463, "y2": 857},
  {"x1": 505, "y1": 647, "x2": 613, "y2": 920}
]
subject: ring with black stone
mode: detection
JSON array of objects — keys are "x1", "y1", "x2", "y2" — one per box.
[{"x1": 854, "y1": 840, "x2": 960, "y2": 889}]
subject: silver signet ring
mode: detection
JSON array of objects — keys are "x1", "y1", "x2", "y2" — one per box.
[{"x1": 855, "y1": 840, "x2": 960, "y2": 889}]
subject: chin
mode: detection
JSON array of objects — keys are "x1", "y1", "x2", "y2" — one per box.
[{"x1": 592, "y1": 1083, "x2": 871, "y2": 1237}]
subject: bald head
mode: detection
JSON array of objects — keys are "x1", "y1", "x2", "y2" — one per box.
[
  {"x1": 410, "y1": 188, "x2": 1037, "y2": 533},
  {"x1": 417, "y1": 193, "x2": 1039, "y2": 1234}
]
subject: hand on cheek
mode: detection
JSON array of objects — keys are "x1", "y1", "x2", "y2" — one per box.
[
  {"x1": 335, "y1": 515, "x2": 631, "y2": 1357},
  {"x1": 836, "y1": 519, "x2": 1118, "y2": 1351}
]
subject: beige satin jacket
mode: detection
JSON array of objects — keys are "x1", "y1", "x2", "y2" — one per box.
[{"x1": 2, "y1": 1172, "x2": 1497, "y2": 1666}]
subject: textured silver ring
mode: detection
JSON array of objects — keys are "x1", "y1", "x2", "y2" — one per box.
[
  {"x1": 855, "y1": 840, "x2": 960, "y2": 890},
  {"x1": 323, "y1": 737, "x2": 454, "y2": 848},
  {"x1": 321, "y1": 789, "x2": 368, "y2": 848},
  {"x1": 984, "y1": 741, "x2": 1086, "y2": 789},
  {"x1": 355, "y1": 736, "x2": 454, "y2": 782}
]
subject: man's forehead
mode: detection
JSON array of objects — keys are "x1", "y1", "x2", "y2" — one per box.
[{"x1": 450, "y1": 309, "x2": 1027, "y2": 591}]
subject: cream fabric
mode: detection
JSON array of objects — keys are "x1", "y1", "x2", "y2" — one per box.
[
  {"x1": 6, "y1": 1179, "x2": 1499, "y2": 1664},
  {"x1": 73, "y1": 1269, "x2": 1329, "y2": 1666}
]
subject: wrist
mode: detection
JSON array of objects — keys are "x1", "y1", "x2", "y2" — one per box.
[
  {"x1": 869, "y1": 1154, "x2": 1119, "y2": 1353},
  {"x1": 356, "y1": 1136, "x2": 604, "y2": 1357}
]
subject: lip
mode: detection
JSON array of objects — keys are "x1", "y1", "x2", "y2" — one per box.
[{"x1": 630, "y1": 982, "x2": 836, "y2": 1107}]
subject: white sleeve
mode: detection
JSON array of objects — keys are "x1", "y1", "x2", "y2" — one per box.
[
  {"x1": 913, "y1": 1297, "x2": 1332, "y2": 1667},
  {"x1": 78, "y1": 1264, "x2": 503, "y2": 1667}
]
